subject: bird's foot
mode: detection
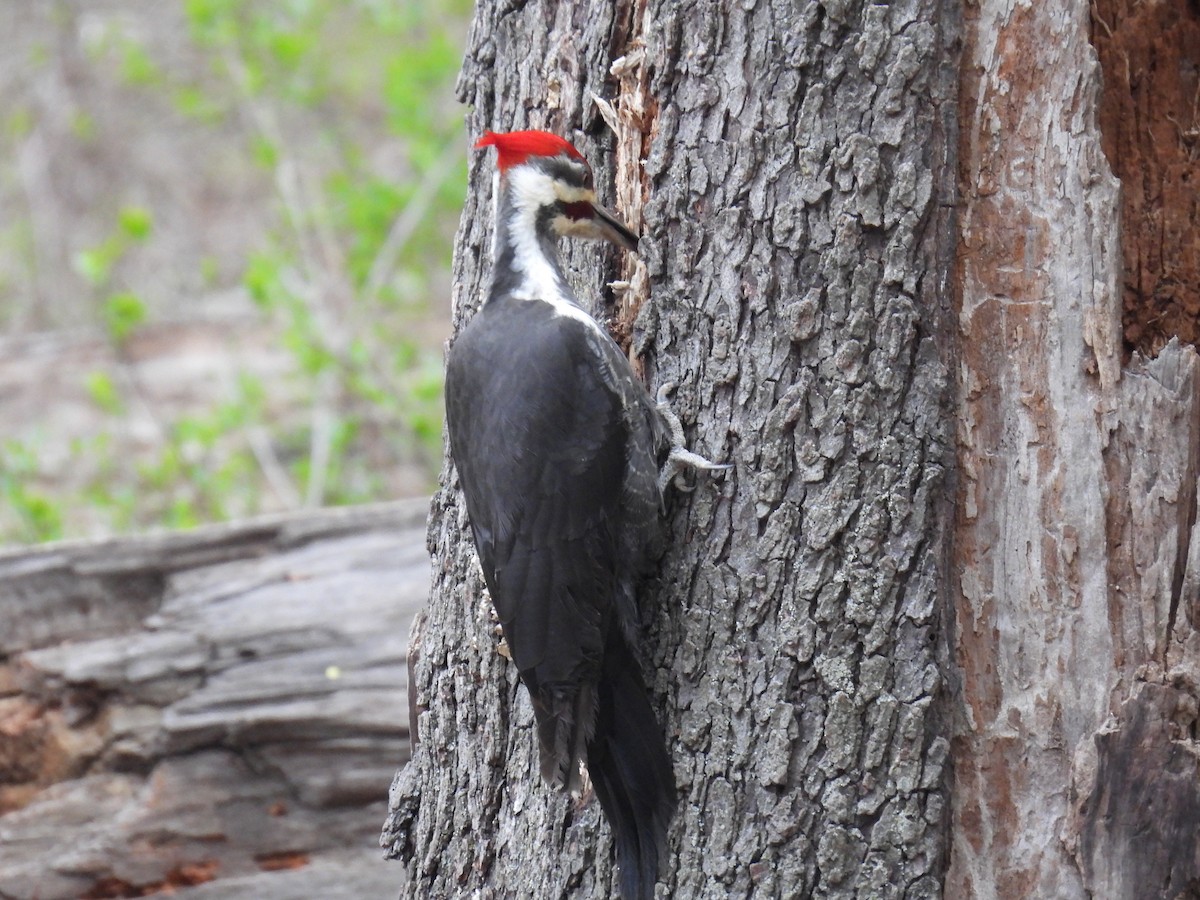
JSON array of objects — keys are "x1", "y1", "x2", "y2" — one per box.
[{"x1": 656, "y1": 382, "x2": 732, "y2": 493}]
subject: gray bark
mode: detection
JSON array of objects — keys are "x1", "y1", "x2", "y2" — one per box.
[{"x1": 383, "y1": 0, "x2": 957, "y2": 897}]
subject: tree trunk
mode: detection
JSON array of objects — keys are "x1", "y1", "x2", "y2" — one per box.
[
  {"x1": 384, "y1": 0, "x2": 1200, "y2": 896},
  {"x1": 383, "y1": 0, "x2": 957, "y2": 896},
  {"x1": 949, "y1": 0, "x2": 1200, "y2": 897}
]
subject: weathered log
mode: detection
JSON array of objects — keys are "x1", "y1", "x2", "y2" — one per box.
[{"x1": 0, "y1": 501, "x2": 428, "y2": 899}]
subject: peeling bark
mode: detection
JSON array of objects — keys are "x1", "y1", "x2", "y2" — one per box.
[
  {"x1": 951, "y1": 2, "x2": 1123, "y2": 894},
  {"x1": 952, "y1": 0, "x2": 1200, "y2": 897},
  {"x1": 384, "y1": 0, "x2": 955, "y2": 897}
]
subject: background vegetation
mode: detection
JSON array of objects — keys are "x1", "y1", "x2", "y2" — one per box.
[{"x1": 0, "y1": 0, "x2": 471, "y2": 542}]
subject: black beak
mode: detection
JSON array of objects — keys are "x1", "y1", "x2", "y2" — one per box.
[{"x1": 589, "y1": 202, "x2": 639, "y2": 253}]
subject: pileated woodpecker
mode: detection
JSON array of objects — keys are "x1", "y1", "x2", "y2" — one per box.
[{"x1": 445, "y1": 130, "x2": 720, "y2": 899}]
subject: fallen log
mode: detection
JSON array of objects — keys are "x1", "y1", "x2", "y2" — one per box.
[{"x1": 0, "y1": 500, "x2": 427, "y2": 899}]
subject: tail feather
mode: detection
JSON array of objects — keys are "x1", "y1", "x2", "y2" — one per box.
[
  {"x1": 587, "y1": 635, "x2": 676, "y2": 900},
  {"x1": 532, "y1": 682, "x2": 596, "y2": 795}
]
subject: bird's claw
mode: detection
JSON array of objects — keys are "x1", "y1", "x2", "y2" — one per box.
[
  {"x1": 659, "y1": 445, "x2": 732, "y2": 493},
  {"x1": 655, "y1": 382, "x2": 731, "y2": 494}
]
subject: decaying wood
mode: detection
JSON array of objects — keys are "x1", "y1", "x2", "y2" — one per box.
[
  {"x1": 1089, "y1": 0, "x2": 1200, "y2": 357},
  {"x1": 952, "y1": 0, "x2": 1200, "y2": 896},
  {"x1": 385, "y1": 0, "x2": 958, "y2": 896},
  {"x1": 0, "y1": 501, "x2": 427, "y2": 899}
]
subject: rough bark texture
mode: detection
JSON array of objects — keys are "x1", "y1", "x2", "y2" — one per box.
[
  {"x1": 383, "y1": 0, "x2": 957, "y2": 897},
  {"x1": 951, "y1": 0, "x2": 1200, "y2": 897},
  {"x1": 0, "y1": 502, "x2": 426, "y2": 899}
]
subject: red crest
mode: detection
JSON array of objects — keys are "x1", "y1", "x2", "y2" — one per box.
[{"x1": 474, "y1": 130, "x2": 586, "y2": 172}]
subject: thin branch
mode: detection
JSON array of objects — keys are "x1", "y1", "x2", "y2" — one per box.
[
  {"x1": 220, "y1": 47, "x2": 325, "y2": 291},
  {"x1": 364, "y1": 141, "x2": 462, "y2": 306},
  {"x1": 246, "y1": 425, "x2": 301, "y2": 509},
  {"x1": 305, "y1": 369, "x2": 336, "y2": 508}
]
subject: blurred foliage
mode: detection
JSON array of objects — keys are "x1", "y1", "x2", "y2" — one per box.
[
  {"x1": 0, "y1": 0, "x2": 470, "y2": 543},
  {"x1": 1, "y1": 439, "x2": 65, "y2": 543}
]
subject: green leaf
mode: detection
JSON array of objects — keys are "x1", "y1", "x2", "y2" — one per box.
[
  {"x1": 4, "y1": 106, "x2": 33, "y2": 140},
  {"x1": 104, "y1": 292, "x2": 147, "y2": 343},
  {"x1": 266, "y1": 28, "x2": 311, "y2": 70},
  {"x1": 184, "y1": 0, "x2": 240, "y2": 45},
  {"x1": 172, "y1": 85, "x2": 225, "y2": 122},
  {"x1": 251, "y1": 136, "x2": 279, "y2": 170},
  {"x1": 167, "y1": 498, "x2": 200, "y2": 530},
  {"x1": 119, "y1": 41, "x2": 163, "y2": 87},
  {"x1": 118, "y1": 206, "x2": 154, "y2": 241},
  {"x1": 74, "y1": 246, "x2": 114, "y2": 287},
  {"x1": 243, "y1": 252, "x2": 282, "y2": 307},
  {"x1": 237, "y1": 372, "x2": 266, "y2": 408},
  {"x1": 0, "y1": 440, "x2": 64, "y2": 543},
  {"x1": 71, "y1": 111, "x2": 96, "y2": 141},
  {"x1": 411, "y1": 357, "x2": 445, "y2": 402},
  {"x1": 14, "y1": 492, "x2": 64, "y2": 542},
  {"x1": 84, "y1": 371, "x2": 124, "y2": 414}
]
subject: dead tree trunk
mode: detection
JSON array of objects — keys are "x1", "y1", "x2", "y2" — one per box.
[
  {"x1": 948, "y1": 0, "x2": 1200, "y2": 897},
  {"x1": 384, "y1": 0, "x2": 957, "y2": 896}
]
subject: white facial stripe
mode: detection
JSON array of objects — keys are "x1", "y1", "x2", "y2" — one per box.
[
  {"x1": 506, "y1": 166, "x2": 563, "y2": 302},
  {"x1": 507, "y1": 164, "x2": 559, "y2": 212},
  {"x1": 552, "y1": 215, "x2": 601, "y2": 240},
  {"x1": 553, "y1": 183, "x2": 596, "y2": 204},
  {"x1": 502, "y1": 163, "x2": 607, "y2": 335}
]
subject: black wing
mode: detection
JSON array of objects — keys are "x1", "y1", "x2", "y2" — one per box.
[{"x1": 445, "y1": 300, "x2": 627, "y2": 783}]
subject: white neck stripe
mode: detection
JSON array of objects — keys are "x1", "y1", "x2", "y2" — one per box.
[{"x1": 499, "y1": 166, "x2": 604, "y2": 332}]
